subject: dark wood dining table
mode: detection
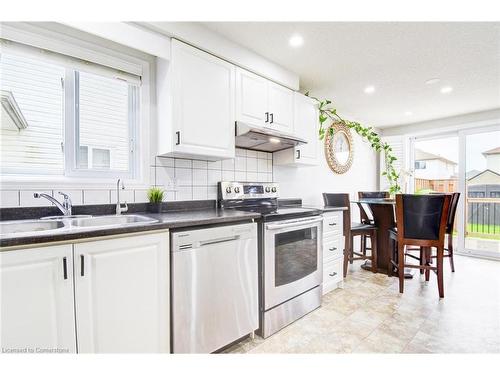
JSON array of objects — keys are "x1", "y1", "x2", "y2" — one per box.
[{"x1": 352, "y1": 198, "x2": 414, "y2": 278}]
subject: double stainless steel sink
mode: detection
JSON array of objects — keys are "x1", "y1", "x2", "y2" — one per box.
[{"x1": 0, "y1": 214, "x2": 158, "y2": 238}]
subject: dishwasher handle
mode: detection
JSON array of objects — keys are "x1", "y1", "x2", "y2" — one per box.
[{"x1": 199, "y1": 235, "x2": 241, "y2": 247}]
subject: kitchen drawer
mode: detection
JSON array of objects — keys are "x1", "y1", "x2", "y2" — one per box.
[
  {"x1": 323, "y1": 212, "x2": 342, "y2": 234},
  {"x1": 323, "y1": 259, "x2": 343, "y2": 295},
  {"x1": 323, "y1": 236, "x2": 343, "y2": 262}
]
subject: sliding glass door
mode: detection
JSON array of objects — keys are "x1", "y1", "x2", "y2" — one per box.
[
  {"x1": 460, "y1": 126, "x2": 500, "y2": 258},
  {"x1": 409, "y1": 124, "x2": 500, "y2": 259}
]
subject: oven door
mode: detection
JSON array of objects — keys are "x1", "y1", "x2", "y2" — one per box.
[{"x1": 264, "y1": 216, "x2": 323, "y2": 310}]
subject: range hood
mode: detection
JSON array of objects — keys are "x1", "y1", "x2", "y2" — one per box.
[{"x1": 235, "y1": 122, "x2": 307, "y2": 152}]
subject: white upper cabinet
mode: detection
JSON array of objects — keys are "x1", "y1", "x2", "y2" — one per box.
[
  {"x1": 170, "y1": 40, "x2": 235, "y2": 160},
  {"x1": 274, "y1": 93, "x2": 319, "y2": 166},
  {"x1": 74, "y1": 232, "x2": 169, "y2": 353},
  {"x1": 236, "y1": 67, "x2": 294, "y2": 134},
  {"x1": 0, "y1": 245, "x2": 77, "y2": 353},
  {"x1": 235, "y1": 68, "x2": 268, "y2": 127},
  {"x1": 267, "y1": 81, "x2": 294, "y2": 134}
]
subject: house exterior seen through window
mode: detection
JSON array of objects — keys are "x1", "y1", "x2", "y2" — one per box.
[{"x1": 0, "y1": 46, "x2": 139, "y2": 178}]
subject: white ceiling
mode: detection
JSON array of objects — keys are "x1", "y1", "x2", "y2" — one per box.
[{"x1": 202, "y1": 22, "x2": 500, "y2": 128}]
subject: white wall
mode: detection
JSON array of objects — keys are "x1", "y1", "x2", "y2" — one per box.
[{"x1": 273, "y1": 132, "x2": 379, "y2": 208}]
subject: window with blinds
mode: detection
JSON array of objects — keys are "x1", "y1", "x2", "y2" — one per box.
[
  {"x1": 0, "y1": 53, "x2": 65, "y2": 174},
  {"x1": 0, "y1": 42, "x2": 140, "y2": 178}
]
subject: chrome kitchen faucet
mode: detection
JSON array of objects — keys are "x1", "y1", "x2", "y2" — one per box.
[{"x1": 33, "y1": 192, "x2": 73, "y2": 216}]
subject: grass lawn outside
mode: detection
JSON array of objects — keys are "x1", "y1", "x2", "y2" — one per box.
[{"x1": 466, "y1": 223, "x2": 500, "y2": 240}]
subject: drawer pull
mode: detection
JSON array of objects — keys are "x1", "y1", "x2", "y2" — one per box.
[
  {"x1": 329, "y1": 223, "x2": 337, "y2": 226},
  {"x1": 329, "y1": 272, "x2": 337, "y2": 277},
  {"x1": 329, "y1": 247, "x2": 337, "y2": 251}
]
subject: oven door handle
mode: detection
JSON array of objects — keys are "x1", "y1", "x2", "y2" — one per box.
[{"x1": 265, "y1": 217, "x2": 323, "y2": 230}]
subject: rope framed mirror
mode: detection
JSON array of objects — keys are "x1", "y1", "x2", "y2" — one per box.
[{"x1": 325, "y1": 122, "x2": 354, "y2": 174}]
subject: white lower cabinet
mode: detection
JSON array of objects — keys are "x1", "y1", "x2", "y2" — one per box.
[
  {"x1": 74, "y1": 232, "x2": 169, "y2": 353},
  {"x1": 322, "y1": 211, "x2": 345, "y2": 294},
  {"x1": 0, "y1": 244, "x2": 76, "y2": 353},
  {"x1": 0, "y1": 231, "x2": 169, "y2": 354}
]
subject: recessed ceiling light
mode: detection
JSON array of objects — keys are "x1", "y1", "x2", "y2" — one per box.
[
  {"x1": 269, "y1": 137, "x2": 281, "y2": 144},
  {"x1": 288, "y1": 34, "x2": 304, "y2": 48},
  {"x1": 364, "y1": 86, "x2": 375, "y2": 94},
  {"x1": 425, "y1": 78, "x2": 441, "y2": 85},
  {"x1": 404, "y1": 111, "x2": 413, "y2": 116},
  {"x1": 440, "y1": 86, "x2": 453, "y2": 94}
]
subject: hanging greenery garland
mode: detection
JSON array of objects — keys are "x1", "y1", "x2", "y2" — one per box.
[{"x1": 306, "y1": 92, "x2": 401, "y2": 194}]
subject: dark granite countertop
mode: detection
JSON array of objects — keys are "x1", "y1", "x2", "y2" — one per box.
[
  {"x1": 0, "y1": 199, "x2": 348, "y2": 249},
  {"x1": 0, "y1": 207, "x2": 260, "y2": 250}
]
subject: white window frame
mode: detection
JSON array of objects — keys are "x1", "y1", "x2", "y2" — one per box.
[
  {"x1": 64, "y1": 69, "x2": 139, "y2": 179},
  {"x1": 0, "y1": 23, "x2": 153, "y2": 190}
]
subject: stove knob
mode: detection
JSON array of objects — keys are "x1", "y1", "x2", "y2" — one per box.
[
  {"x1": 226, "y1": 186, "x2": 232, "y2": 194},
  {"x1": 271, "y1": 187, "x2": 277, "y2": 193},
  {"x1": 234, "y1": 187, "x2": 240, "y2": 193},
  {"x1": 265, "y1": 187, "x2": 271, "y2": 193}
]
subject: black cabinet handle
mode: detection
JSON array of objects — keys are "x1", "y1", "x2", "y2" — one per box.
[
  {"x1": 63, "y1": 257, "x2": 68, "y2": 280},
  {"x1": 265, "y1": 112, "x2": 269, "y2": 123},
  {"x1": 270, "y1": 113, "x2": 274, "y2": 124},
  {"x1": 175, "y1": 131, "x2": 181, "y2": 145},
  {"x1": 80, "y1": 255, "x2": 85, "y2": 277},
  {"x1": 329, "y1": 247, "x2": 337, "y2": 251},
  {"x1": 329, "y1": 222, "x2": 337, "y2": 226},
  {"x1": 329, "y1": 272, "x2": 337, "y2": 277},
  {"x1": 296, "y1": 149, "x2": 301, "y2": 159}
]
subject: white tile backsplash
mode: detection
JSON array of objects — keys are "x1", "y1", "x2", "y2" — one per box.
[
  {"x1": 208, "y1": 160, "x2": 222, "y2": 170},
  {"x1": 257, "y1": 158, "x2": 268, "y2": 173},
  {"x1": 176, "y1": 186, "x2": 193, "y2": 201},
  {"x1": 2, "y1": 148, "x2": 273, "y2": 207},
  {"x1": 208, "y1": 169, "x2": 222, "y2": 185},
  {"x1": 193, "y1": 186, "x2": 208, "y2": 200},
  {"x1": 246, "y1": 157, "x2": 258, "y2": 172},
  {"x1": 83, "y1": 190, "x2": 110, "y2": 205},
  {"x1": 20, "y1": 190, "x2": 52, "y2": 207},
  {"x1": 0, "y1": 190, "x2": 19, "y2": 208},
  {"x1": 192, "y1": 168, "x2": 208, "y2": 186},
  {"x1": 175, "y1": 168, "x2": 192, "y2": 186}
]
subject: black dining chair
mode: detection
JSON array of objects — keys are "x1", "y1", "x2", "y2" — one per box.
[
  {"x1": 389, "y1": 194, "x2": 452, "y2": 298},
  {"x1": 357, "y1": 191, "x2": 390, "y2": 255},
  {"x1": 323, "y1": 193, "x2": 378, "y2": 277},
  {"x1": 409, "y1": 192, "x2": 460, "y2": 274}
]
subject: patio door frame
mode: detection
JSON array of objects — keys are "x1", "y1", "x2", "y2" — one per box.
[
  {"x1": 458, "y1": 123, "x2": 500, "y2": 259},
  {"x1": 408, "y1": 124, "x2": 500, "y2": 259}
]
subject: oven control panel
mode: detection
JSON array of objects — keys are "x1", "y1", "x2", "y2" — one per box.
[{"x1": 219, "y1": 181, "x2": 279, "y2": 200}]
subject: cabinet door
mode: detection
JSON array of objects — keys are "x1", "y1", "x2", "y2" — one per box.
[
  {"x1": 268, "y1": 81, "x2": 294, "y2": 134},
  {"x1": 74, "y1": 232, "x2": 169, "y2": 353},
  {"x1": 0, "y1": 245, "x2": 76, "y2": 353},
  {"x1": 235, "y1": 68, "x2": 269, "y2": 128},
  {"x1": 294, "y1": 93, "x2": 319, "y2": 165},
  {"x1": 171, "y1": 40, "x2": 235, "y2": 159}
]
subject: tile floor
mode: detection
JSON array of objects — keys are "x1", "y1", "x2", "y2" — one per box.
[{"x1": 224, "y1": 255, "x2": 500, "y2": 353}]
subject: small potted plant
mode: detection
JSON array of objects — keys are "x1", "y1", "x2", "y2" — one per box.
[{"x1": 147, "y1": 187, "x2": 165, "y2": 213}]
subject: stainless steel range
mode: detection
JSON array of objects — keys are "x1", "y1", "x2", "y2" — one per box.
[{"x1": 218, "y1": 181, "x2": 323, "y2": 338}]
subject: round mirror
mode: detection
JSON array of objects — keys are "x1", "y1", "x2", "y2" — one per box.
[{"x1": 325, "y1": 122, "x2": 354, "y2": 174}]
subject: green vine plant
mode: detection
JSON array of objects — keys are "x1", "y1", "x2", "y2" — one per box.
[{"x1": 305, "y1": 92, "x2": 401, "y2": 194}]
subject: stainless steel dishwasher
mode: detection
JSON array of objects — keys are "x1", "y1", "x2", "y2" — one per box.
[{"x1": 171, "y1": 222, "x2": 259, "y2": 353}]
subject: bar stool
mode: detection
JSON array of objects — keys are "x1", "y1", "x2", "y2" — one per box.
[
  {"x1": 323, "y1": 193, "x2": 378, "y2": 277},
  {"x1": 357, "y1": 191, "x2": 390, "y2": 255},
  {"x1": 389, "y1": 194, "x2": 452, "y2": 298}
]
